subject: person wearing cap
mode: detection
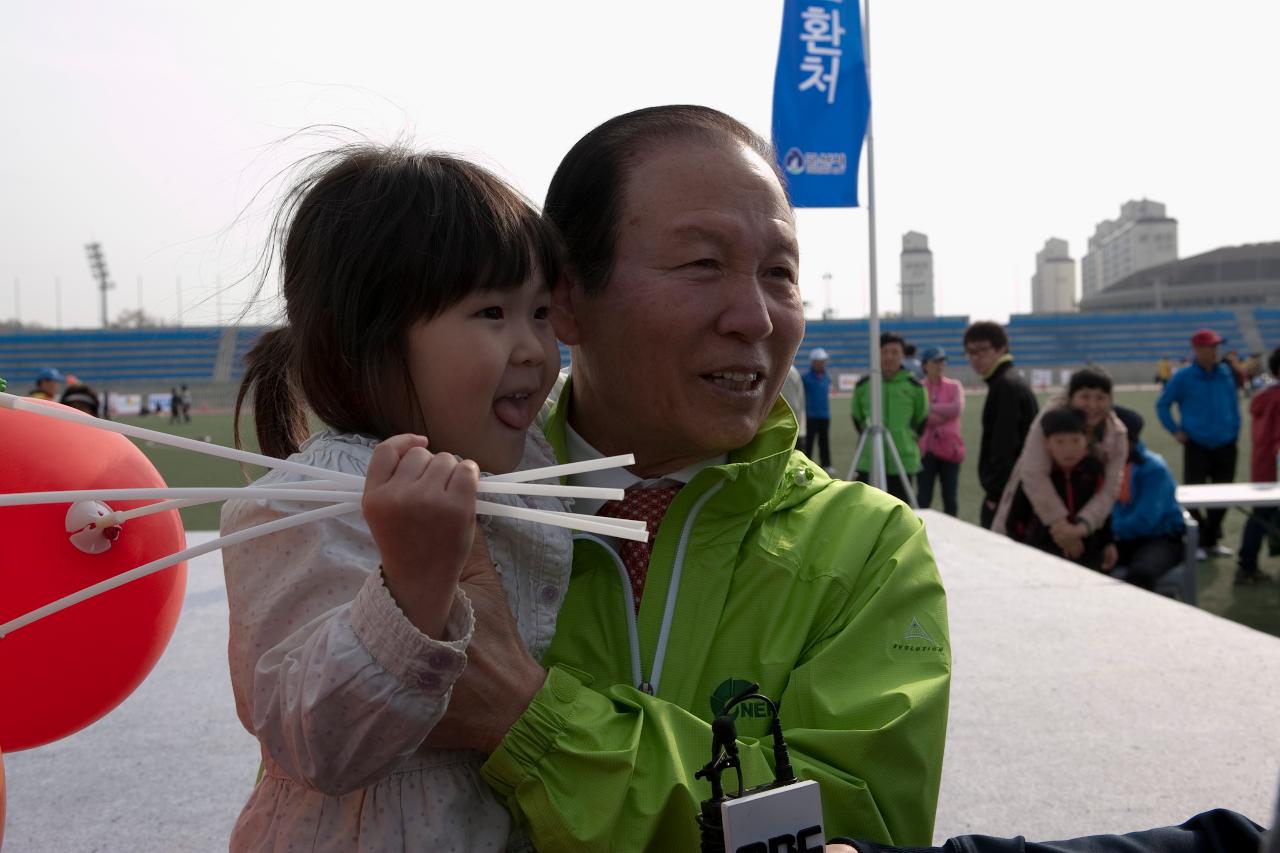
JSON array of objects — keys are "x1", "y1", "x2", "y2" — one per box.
[
  {"x1": 28, "y1": 367, "x2": 63, "y2": 400},
  {"x1": 1234, "y1": 346, "x2": 1280, "y2": 584},
  {"x1": 916, "y1": 346, "x2": 964, "y2": 516},
  {"x1": 1156, "y1": 328, "x2": 1241, "y2": 558},
  {"x1": 801, "y1": 346, "x2": 833, "y2": 470},
  {"x1": 1109, "y1": 406, "x2": 1186, "y2": 591}
]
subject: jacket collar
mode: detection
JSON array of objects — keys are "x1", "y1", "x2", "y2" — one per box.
[
  {"x1": 543, "y1": 378, "x2": 808, "y2": 516},
  {"x1": 984, "y1": 354, "x2": 1015, "y2": 383}
]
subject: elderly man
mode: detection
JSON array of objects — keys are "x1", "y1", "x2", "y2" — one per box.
[{"x1": 433, "y1": 106, "x2": 950, "y2": 850}]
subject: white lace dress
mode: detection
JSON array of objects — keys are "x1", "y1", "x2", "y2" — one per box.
[{"x1": 221, "y1": 430, "x2": 572, "y2": 852}]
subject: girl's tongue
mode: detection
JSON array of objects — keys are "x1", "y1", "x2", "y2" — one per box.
[{"x1": 493, "y1": 394, "x2": 534, "y2": 430}]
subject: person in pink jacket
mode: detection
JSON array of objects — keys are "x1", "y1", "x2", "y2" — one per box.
[{"x1": 917, "y1": 347, "x2": 965, "y2": 516}]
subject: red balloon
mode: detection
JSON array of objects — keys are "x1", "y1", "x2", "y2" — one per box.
[{"x1": 0, "y1": 401, "x2": 187, "y2": 751}]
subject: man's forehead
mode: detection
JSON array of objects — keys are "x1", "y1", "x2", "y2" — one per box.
[{"x1": 663, "y1": 215, "x2": 798, "y2": 252}]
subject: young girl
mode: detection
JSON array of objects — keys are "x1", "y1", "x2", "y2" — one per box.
[{"x1": 220, "y1": 145, "x2": 571, "y2": 852}]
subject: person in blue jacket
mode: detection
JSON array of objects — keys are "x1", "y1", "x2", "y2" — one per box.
[
  {"x1": 1155, "y1": 328, "x2": 1241, "y2": 557},
  {"x1": 801, "y1": 346, "x2": 833, "y2": 471},
  {"x1": 1110, "y1": 406, "x2": 1186, "y2": 590}
]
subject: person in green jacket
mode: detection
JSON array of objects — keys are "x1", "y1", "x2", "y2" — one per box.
[
  {"x1": 427, "y1": 106, "x2": 951, "y2": 850},
  {"x1": 852, "y1": 332, "x2": 930, "y2": 504}
]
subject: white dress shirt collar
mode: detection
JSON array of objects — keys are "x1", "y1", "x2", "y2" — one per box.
[{"x1": 563, "y1": 421, "x2": 726, "y2": 516}]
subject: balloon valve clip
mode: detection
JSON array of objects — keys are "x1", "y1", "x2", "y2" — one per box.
[{"x1": 65, "y1": 501, "x2": 122, "y2": 555}]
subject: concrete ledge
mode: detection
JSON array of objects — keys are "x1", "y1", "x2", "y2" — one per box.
[
  {"x1": 925, "y1": 509, "x2": 1278, "y2": 840},
  {"x1": 5, "y1": 522, "x2": 1277, "y2": 850}
]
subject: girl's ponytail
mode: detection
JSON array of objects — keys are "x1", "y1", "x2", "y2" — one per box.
[{"x1": 234, "y1": 327, "x2": 309, "y2": 460}]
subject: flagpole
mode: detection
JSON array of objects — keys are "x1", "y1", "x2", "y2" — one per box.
[{"x1": 863, "y1": 0, "x2": 887, "y2": 492}]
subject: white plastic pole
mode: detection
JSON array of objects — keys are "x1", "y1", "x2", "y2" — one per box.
[{"x1": 863, "y1": 0, "x2": 886, "y2": 491}]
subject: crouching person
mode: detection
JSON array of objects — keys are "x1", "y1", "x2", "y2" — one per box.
[
  {"x1": 1002, "y1": 407, "x2": 1118, "y2": 572},
  {"x1": 1109, "y1": 406, "x2": 1187, "y2": 591}
]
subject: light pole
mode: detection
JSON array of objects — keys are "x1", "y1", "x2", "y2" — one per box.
[{"x1": 85, "y1": 243, "x2": 114, "y2": 327}]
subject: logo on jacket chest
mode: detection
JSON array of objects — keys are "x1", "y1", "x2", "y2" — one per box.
[{"x1": 710, "y1": 678, "x2": 771, "y2": 719}]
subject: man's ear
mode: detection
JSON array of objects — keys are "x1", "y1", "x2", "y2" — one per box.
[{"x1": 551, "y1": 273, "x2": 583, "y2": 345}]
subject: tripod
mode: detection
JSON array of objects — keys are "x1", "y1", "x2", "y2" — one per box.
[{"x1": 846, "y1": 422, "x2": 918, "y2": 509}]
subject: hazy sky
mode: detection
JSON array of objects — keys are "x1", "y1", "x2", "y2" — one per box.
[{"x1": 3, "y1": 0, "x2": 1278, "y2": 330}]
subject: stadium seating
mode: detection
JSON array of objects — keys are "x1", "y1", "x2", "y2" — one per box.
[
  {"x1": 4, "y1": 306, "x2": 1271, "y2": 395},
  {"x1": 1003, "y1": 310, "x2": 1245, "y2": 366},
  {"x1": 1255, "y1": 307, "x2": 1280, "y2": 352},
  {"x1": 0, "y1": 328, "x2": 224, "y2": 388},
  {"x1": 791, "y1": 316, "x2": 970, "y2": 372}
]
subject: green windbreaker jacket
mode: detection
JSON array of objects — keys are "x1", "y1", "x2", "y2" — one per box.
[
  {"x1": 852, "y1": 370, "x2": 930, "y2": 476},
  {"x1": 482, "y1": 381, "x2": 951, "y2": 850}
]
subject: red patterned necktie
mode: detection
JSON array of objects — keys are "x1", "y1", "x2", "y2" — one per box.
[{"x1": 597, "y1": 484, "x2": 682, "y2": 611}]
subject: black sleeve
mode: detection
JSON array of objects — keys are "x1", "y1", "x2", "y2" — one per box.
[
  {"x1": 981, "y1": 382, "x2": 1027, "y2": 497},
  {"x1": 833, "y1": 807, "x2": 1263, "y2": 853}
]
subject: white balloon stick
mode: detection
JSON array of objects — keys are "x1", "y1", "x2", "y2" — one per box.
[
  {"x1": 484, "y1": 454, "x2": 636, "y2": 483},
  {"x1": 0, "y1": 392, "x2": 364, "y2": 487},
  {"x1": 0, "y1": 498, "x2": 648, "y2": 637},
  {"x1": 477, "y1": 482, "x2": 624, "y2": 500},
  {"x1": 0, "y1": 488, "x2": 363, "y2": 508},
  {"x1": 0, "y1": 503, "x2": 359, "y2": 639},
  {"x1": 114, "y1": 498, "x2": 206, "y2": 523},
  {"x1": 476, "y1": 500, "x2": 650, "y2": 542},
  {"x1": 109, "y1": 480, "x2": 357, "y2": 523}
]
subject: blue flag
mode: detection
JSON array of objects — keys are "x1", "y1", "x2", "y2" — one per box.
[{"x1": 771, "y1": 0, "x2": 870, "y2": 208}]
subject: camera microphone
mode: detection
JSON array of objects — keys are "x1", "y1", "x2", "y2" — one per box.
[{"x1": 696, "y1": 685, "x2": 825, "y2": 852}]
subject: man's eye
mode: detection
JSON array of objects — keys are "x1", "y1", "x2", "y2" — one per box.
[
  {"x1": 477, "y1": 306, "x2": 504, "y2": 320},
  {"x1": 689, "y1": 259, "x2": 719, "y2": 270},
  {"x1": 534, "y1": 306, "x2": 550, "y2": 320},
  {"x1": 768, "y1": 266, "x2": 797, "y2": 283}
]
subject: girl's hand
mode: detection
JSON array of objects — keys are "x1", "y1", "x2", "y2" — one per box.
[{"x1": 363, "y1": 434, "x2": 480, "y2": 639}]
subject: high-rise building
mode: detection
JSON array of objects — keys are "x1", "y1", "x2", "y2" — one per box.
[
  {"x1": 1080, "y1": 199, "x2": 1178, "y2": 297},
  {"x1": 899, "y1": 231, "x2": 934, "y2": 317},
  {"x1": 1032, "y1": 238, "x2": 1077, "y2": 313}
]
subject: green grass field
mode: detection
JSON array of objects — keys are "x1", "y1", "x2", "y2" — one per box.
[{"x1": 118, "y1": 388, "x2": 1280, "y2": 637}]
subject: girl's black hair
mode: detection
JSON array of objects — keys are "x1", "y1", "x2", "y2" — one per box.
[{"x1": 235, "y1": 145, "x2": 562, "y2": 459}]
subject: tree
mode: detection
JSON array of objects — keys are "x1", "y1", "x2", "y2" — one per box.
[
  {"x1": 110, "y1": 309, "x2": 163, "y2": 329},
  {"x1": 0, "y1": 318, "x2": 44, "y2": 331}
]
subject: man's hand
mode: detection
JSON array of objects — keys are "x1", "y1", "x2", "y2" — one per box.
[
  {"x1": 1101, "y1": 543, "x2": 1119, "y2": 572},
  {"x1": 425, "y1": 532, "x2": 546, "y2": 753},
  {"x1": 1049, "y1": 519, "x2": 1086, "y2": 559}
]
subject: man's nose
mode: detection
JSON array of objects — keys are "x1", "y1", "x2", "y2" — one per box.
[{"x1": 714, "y1": 277, "x2": 775, "y2": 341}]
